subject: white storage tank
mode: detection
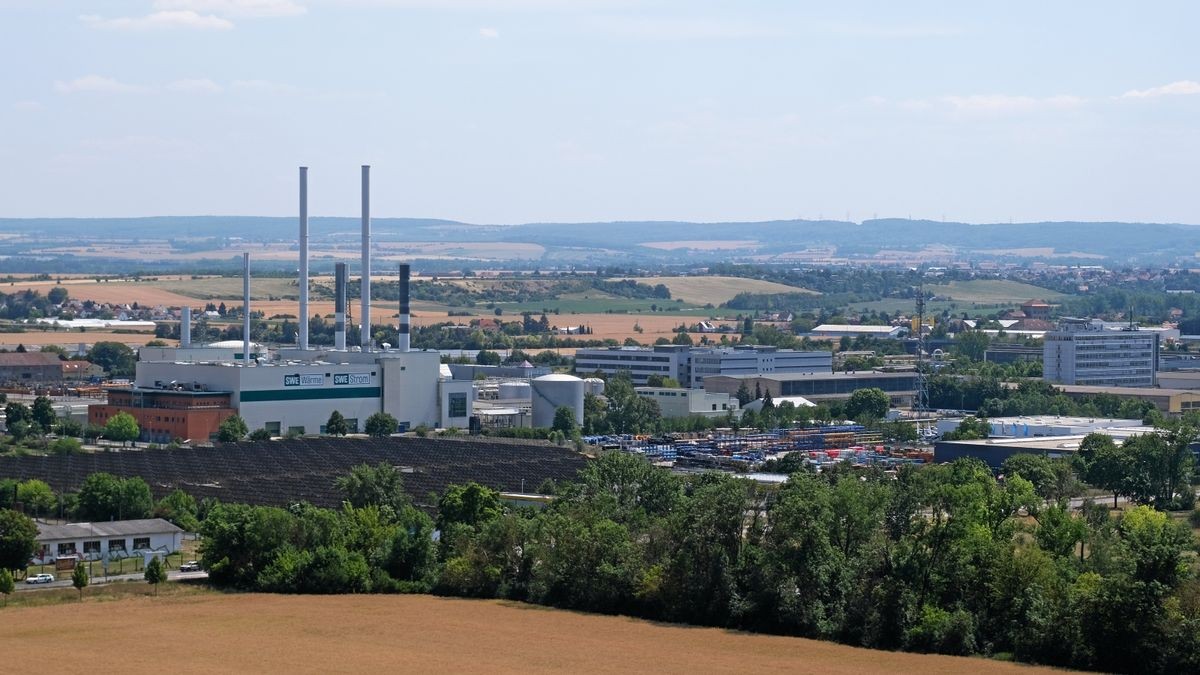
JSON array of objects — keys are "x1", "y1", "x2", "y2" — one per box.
[
  {"x1": 584, "y1": 377, "x2": 605, "y2": 396},
  {"x1": 531, "y1": 374, "x2": 585, "y2": 428},
  {"x1": 498, "y1": 381, "x2": 532, "y2": 400}
]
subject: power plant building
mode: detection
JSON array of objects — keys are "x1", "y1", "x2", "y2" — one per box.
[{"x1": 88, "y1": 165, "x2": 473, "y2": 442}]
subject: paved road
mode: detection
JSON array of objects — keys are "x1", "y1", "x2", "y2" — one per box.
[{"x1": 16, "y1": 569, "x2": 207, "y2": 592}]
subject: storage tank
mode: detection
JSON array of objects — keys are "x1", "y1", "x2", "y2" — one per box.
[
  {"x1": 498, "y1": 381, "x2": 531, "y2": 400},
  {"x1": 583, "y1": 377, "x2": 605, "y2": 396},
  {"x1": 531, "y1": 374, "x2": 585, "y2": 428}
]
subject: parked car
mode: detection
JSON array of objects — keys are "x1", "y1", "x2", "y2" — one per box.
[
  {"x1": 25, "y1": 573, "x2": 55, "y2": 584},
  {"x1": 179, "y1": 561, "x2": 202, "y2": 572}
]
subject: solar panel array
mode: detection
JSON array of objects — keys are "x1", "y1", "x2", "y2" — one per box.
[{"x1": 0, "y1": 437, "x2": 588, "y2": 510}]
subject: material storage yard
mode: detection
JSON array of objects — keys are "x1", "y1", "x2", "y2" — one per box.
[{"x1": 2, "y1": 593, "x2": 1053, "y2": 674}]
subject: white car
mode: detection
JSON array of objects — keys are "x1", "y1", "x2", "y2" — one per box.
[
  {"x1": 25, "y1": 573, "x2": 55, "y2": 584},
  {"x1": 179, "y1": 561, "x2": 202, "y2": 572}
]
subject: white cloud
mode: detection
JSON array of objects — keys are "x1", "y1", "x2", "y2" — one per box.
[
  {"x1": 80, "y1": 10, "x2": 234, "y2": 31},
  {"x1": 168, "y1": 78, "x2": 223, "y2": 93},
  {"x1": 1120, "y1": 80, "x2": 1200, "y2": 99},
  {"x1": 479, "y1": 27, "x2": 499, "y2": 38},
  {"x1": 232, "y1": 79, "x2": 301, "y2": 94},
  {"x1": 54, "y1": 75, "x2": 147, "y2": 94},
  {"x1": 152, "y1": 0, "x2": 307, "y2": 18},
  {"x1": 941, "y1": 94, "x2": 1084, "y2": 114}
]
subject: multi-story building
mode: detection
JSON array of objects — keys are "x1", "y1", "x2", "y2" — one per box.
[
  {"x1": 574, "y1": 345, "x2": 692, "y2": 385},
  {"x1": 574, "y1": 345, "x2": 832, "y2": 387},
  {"x1": 1043, "y1": 318, "x2": 1158, "y2": 388},
  {"x1": 703, "y1": 371, "x2": 918, "y2": 407},
  {"x1": 688, "y1": 346, "x2": 832, "y2": 388}
]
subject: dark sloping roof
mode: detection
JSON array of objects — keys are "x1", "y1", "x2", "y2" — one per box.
[
  {"x1": 0, "y1": 352, "x2": 63, "y2": 367},
  {"x1": 37, "y1": 518, "x2": 183, "y2": 541}
]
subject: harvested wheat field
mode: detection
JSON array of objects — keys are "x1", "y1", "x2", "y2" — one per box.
[{"x1": 4, "y1": 593, "x2": 1053, "y2": 674}]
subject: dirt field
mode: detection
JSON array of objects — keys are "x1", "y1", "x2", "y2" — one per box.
[
  {"x1": 620, "y1": 276, "x2": 817, "y2": 305},
  {"x1": 3, "y1": 593, "x2": 1052, "y2": 674},
  {"x1": 0, "y1": 331, "x2": 156, "y2": 349}
]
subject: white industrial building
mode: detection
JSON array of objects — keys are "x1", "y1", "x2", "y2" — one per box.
[
  {"x1": 1043, "y1": 318, "x2": 1159, "y2": 388},
  {"x1": 935, "y1": 415, "x2": 1148, "y2": 439},
  {"x1": 635, "y1": 387, "x2": 740, "y2": 419},
  {"x1": 94, "y1": 166, "x2": 472, "y2": 439},
  {"x1": 575, "y1": 344, "x2": 832, "y2": 387},
  {"x1": 33, "y1": 518, "x2": 184, "y2": 565}
]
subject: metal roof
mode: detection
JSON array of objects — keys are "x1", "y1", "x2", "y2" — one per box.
[{"x1": 36, "y1": 518, "x2": 184, "y2": 541}]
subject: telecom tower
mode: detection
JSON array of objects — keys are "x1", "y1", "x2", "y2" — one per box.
[{"x1": 913, "y1": 281, "x2": 930, "y2": 413}]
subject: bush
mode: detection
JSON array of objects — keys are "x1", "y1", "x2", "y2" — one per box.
[
  {"x1": 905, "y1": 606, "x2": 978, "y2": 656},
  {"x1": 49, "y1": 437, "x2": 83, "y2": 456}
]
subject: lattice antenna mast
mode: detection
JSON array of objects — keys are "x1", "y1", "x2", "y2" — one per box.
[{"x1": 914, "y1": 279, "x2": 930, "y2": 413}]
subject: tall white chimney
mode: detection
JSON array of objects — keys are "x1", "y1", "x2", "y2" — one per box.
[
  {"x1": 181, "y1": 306, "x2": 192, "y2": 349},
  {"x1": 360, "y1": 164, "x2": 371, "y2": 351},
  {"x1": 298, "y1": 166, "x2": 309, "y2": 350},
  {"x1": 398, "y1": 263, "x2": 410, "y2": 352},
  {"x1": 242, "y1": 252, "x2": 251, "y2": 364},
  {"x1": 334, "y1": 262, "x2": 347, "y2": 350}
]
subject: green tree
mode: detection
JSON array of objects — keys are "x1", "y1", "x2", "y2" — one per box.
[
  {"x1": 943, "y1": 416, "x2": 990, "y2": 441},
  {"x1": 336, "y1": 463, "x2": 410, "y2": 514},
  {"x1": 735, "y1": 381, "x2": 752, "y2": 407},
  {"x1": 154, "y1": 489, "x2": 200, "y2": 532},
  {"x1": 4, "y1": 402, "x2": 31, "y2": 431},
  {"x1": 71, "y1": 562, "x2": 88, "y2": 600},
  {"x1": 87, "y1": 341, "x2": 136, "y2": 377},
  {"x1": 325, "y1": 410, "x2": 349, "y2": 436},
  {"x1": 955, "y1": 330, "x2": 990, "y2": 362},
  {"x1": 844, "y1": 387, "x2": 890, "y2": 420},
  {"x1": 16, "y1": 480, "x2": 55, "y2": 518},
  {"x1": 103, "y1": 411, "x2": 140, "y2": 446},
  {"x1": 144, "y1": 556, "x2": 166, "y2": 595},
  {"x1": 0, "y1": 567, "x2": 13, "y2": 606},
  {"x1": 248, "y1": 428, "x2": 272, "y2": 441},
  {"x1": 75, "y1": 473, "x2": 153, "y2": 521},
  {"x1": 437, "y1": 482, "x2": 503, "y2": 533},
  {"x1": 0, "y1": 509, "x2": 37, "y2": 572},
  {"x1": 364, "y1": 412, "x2": 398, "y2": 438},
  {"x1": 551, "y1": 406, "x2": 579, "y2": 435},
  {"x1": 217, "y1": 415, "x2": 249, "y2": 443},
  {"x1": 30, "y1": 396, "x2": 56, "y2": 433}
]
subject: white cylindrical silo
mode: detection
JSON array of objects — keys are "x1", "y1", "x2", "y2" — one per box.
[
  {"x1": 498, "y1": 381, "x2": 532, "y2": 400},
  {"x1": 584, "y1": 377, "x2": 605, "y2": 396},
  {"x1": 531, "y1": 374, "x2": 585, "y2": 428}
]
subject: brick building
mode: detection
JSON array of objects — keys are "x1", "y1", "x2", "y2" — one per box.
[{"x1": 88, "y1": 387, "x2": 236, "y2": 443}]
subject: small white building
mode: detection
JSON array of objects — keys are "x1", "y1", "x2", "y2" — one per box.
[
  {"x1": 636, "y1": 387, "x2": 741, "y2": 419},
  {"x1": 33, "y1": 518, "x2": 184, "y2": 565}
]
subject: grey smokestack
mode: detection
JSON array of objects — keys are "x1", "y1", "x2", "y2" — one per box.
[
  {"x1": 298, "y1": 166, "x2": 309, "y2": 350},
  {"x1": 335, "y1": 262, "x2": 347, "y2": 350},
  {"x1": 242, "y1": 252, "x2": 251, "y2": 364},
  {"x1": 181, "y1": 306, "x2": 192, "y2": 349},
  {"x1": 398, "y1": 263, "x2": 410, "y2": 352},
  {"x1": 360, "y1": 164, "x2": 371, "y2": 351}
]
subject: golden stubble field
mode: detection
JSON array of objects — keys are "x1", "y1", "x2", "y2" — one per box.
[{"x1": 4, "y1": 593, "x2": 1053, "y2": 674}]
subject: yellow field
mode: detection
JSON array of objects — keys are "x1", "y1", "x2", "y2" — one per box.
[
  {"x1": 926, "y1": 279, "x2": 1068, "y2": 303},
  {"x1": 619, "y1": 276, "x2": 817, "y2": 305},
  {"x1": 2, "y1": 592, "x2": 1052, "y2": 674}
]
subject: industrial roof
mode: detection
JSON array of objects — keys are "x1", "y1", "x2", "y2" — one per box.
[
  {"x1": 0, "y1": 352, "x2": 64, "y2": 367},
  {"x1": 37, "y1": 518, "x2": 184, "y2": 541},
  {"x1": 711, "y1": 371, "x2": 915, "y2": 382}
]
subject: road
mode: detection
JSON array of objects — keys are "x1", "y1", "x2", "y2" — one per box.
[{"x1": 17, "y1": 569, "x2": 208, "y2": 592}]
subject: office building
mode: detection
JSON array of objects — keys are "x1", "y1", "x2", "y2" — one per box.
[
  {"x1": 1043, "y1": 318, "x2": 1159, "y2": 388},
  {"x1": 574, "y1": 345, "x2": 832, "y2": 387}
]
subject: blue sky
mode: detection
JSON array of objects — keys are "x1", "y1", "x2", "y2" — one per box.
[{"x1": 2, "y1": 1, "x2": 1198, "y2": 224}]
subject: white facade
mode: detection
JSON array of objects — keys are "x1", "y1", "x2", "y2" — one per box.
[
  {"x1": 135, "y1": 348, "x2": 470, "y2": 435},
  {"x1": 635, "y1": 387, "x2": 740, "y2": 419},
  {"x1": 575, "y1": 345, "x2": 832, "y2": 388},
  {"x1": 935, "y1": 415, "x2": 1147, "y2": 438},
  {"x1": 33, "y1": 518, "x2": 184, "y2": 565},
  {"x1": 1043, "y1": 318, "x2": 1159, "y2": 388}
]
